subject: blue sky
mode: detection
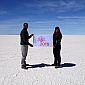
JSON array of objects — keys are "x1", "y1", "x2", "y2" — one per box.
[{"x1": 0, "y1": 0, "x2": 85, "y2": 35}]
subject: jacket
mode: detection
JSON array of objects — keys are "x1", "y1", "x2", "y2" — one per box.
[
  {"x1": 53, "y1": 33, "x2": 62, "y2": 47},
  {"x1": 20, "y1": 29, "x2": 31, "y2": 45}
]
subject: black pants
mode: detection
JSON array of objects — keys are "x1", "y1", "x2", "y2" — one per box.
[{"x1": 53, "y1": 45, "x2": 61, "y2": 66}]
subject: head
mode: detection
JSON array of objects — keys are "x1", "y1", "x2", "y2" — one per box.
[
  {"x1": 54, "y1": 26, "x2": 61, "y2": 36},
  {"x1": 23, "y1": 23, "x2": 28, "y2": 29},
  {"x1": 55, "y1": 26, "x2": 60, "y2": 32}
]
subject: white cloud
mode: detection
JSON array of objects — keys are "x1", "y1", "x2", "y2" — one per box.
[
  {"x1": 57, "y1": 16, "x2": 85, "y2": 19},
  {"x1": 0, "y1": 16, "x2": 85, "y2": 34},
  {"x1": 23, "y1": 0, "x2": 85, "y2": 13},
  {"x1": 0, "y1": 10, "x2": 7, "y2": 16}
]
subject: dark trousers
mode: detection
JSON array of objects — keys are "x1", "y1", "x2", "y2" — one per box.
[{"x1": 53, "y1": 45, "x2": 61, "y2": 66}]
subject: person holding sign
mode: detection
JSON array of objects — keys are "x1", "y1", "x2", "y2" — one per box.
[
  {"x1": 52, "y1": 27, "x2": 62, "y2": 68},
  {"x1": 20, "y1": 23, "x2": 34, "y2": 69}
]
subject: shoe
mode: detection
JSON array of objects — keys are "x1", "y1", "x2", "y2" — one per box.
[
  {"x1": 55, "y1": 65, "x2": 62, "y2": 68},
  {"x1": 52, "y1": 64, "x2": 57, "y2": 66},
  {"x1": 25, "y1": 64, "x2": 29, "y2": 66},
  {"x1": 52, "y1": 64, "x2": 55, "y2": 66},
  {"x1": 21, "y1": 65, "x2": 28, "y2": 69},
  {"x1": 24, "y1": 61, "x2": 29, "y2": 66}
]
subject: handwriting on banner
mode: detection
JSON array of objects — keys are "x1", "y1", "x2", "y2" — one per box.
[
  {"x1": 33, "y1": 35, "x2": 52, "y2": 47},
  {"x1": 37, "y1": 36, "x2": 49, "y2": 46}
]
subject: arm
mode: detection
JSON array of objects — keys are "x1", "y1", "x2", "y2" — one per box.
[
  {"x1": 58, "y1": 34, "x2": 62, "y2": 42},
  {"x1": 20, "y1": 30, "x2": 33, "y2": 46},
  {"x1": 28, "y1": 42, "x2": 33, "y2": 47},
  {"x1": 53, "y1": 35, "x2": 56, "y2": 48},
  {"x1": 28, "y1": 34, "x2": 34, "y2": 39},
  {"x1": 27, "y1": 34, "x2": 33, "y2": 46}
]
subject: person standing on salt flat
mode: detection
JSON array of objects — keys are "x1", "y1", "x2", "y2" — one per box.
[
  {"x1": 20, "y1": 23, "x2": 34, "y2": 69},
  {"x1": 52, "y1": 26, "x2": 62, "y2": 68}
]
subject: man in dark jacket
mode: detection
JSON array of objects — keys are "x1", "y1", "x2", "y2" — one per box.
[{"x1": 20, "y1": 23, "x2": 34, "y2": 69}]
